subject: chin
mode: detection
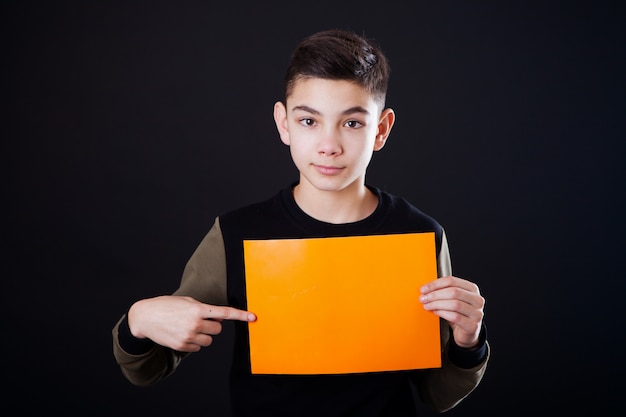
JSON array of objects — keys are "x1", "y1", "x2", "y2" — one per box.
[{"x1": 309, "y1": 178, "x2": 357, "y2": 193}]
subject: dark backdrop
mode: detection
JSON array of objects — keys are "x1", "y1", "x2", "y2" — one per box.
[{"x1": 5, "y1": 1, "x2": 625, "y2": 415}]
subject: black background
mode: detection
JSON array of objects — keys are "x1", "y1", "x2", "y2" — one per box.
[{"x1": 5, "y1": 1, "x2": 625, "y2": 415}]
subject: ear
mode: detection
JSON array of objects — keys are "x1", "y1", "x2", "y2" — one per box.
[
  {"x1": 373, "y1": 108, "x2": 395, "y2": 151},
  {"x1": 273, "y1": 101, "x2": 290, "y2": 146}
]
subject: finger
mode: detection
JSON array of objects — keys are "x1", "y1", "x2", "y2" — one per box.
[
  {"x1": 193, "y1": 333, "x2": 217, "y2": 348},
  {"x1": 175, "y1": 334, "x2": 217, "y2": 352},
  {"x1": 420, "y1": 276, "x2": 480, "y2": 295},
  {"x1": 420, "y1": 286, "x2": 484, "y2": 309},
  {"x1": 198, "y1": 318, "x2": 223, "y2": 336},
  {"x1": 420, "y1": 276, "x2": 469, "y2": 292},
  {"x1": 423, "y1": 298, "x2": 484, "y2": 322},
  {"x1": 202, "y1": 305, "x2": 256, "y2": 322},
  {"x1": 433, "y1": 310, "x2": 483, "y2": 346}
]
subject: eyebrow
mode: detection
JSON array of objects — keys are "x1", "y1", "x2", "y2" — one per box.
[{"x1": 291, "y1": 105, "x2": 370, "y2": 116}]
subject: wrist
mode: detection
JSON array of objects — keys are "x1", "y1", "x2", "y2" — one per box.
[
  {"x1": 448, "y1": 323, "x2": 488, "y2": 368},
  {"x1": 127, "y1": 301, "x2": 147, "y2": 339},
  {"x1": 117, "y1": 313, "x2": 155, "y2": 355}
]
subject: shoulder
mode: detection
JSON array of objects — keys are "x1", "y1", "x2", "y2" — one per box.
[
  {"x1": 220, "y1": 190, "x2": 282, "y2": 222},
  {"x1": 217, "y1": 187, "x2": 292, "y2": 239},
  {"x1": 375, "y1": 187, "x2": 443, "y2": 233}
]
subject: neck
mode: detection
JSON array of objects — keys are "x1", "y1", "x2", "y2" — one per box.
[{"x1": 293, "y1": 181, "x2": 378, "y2": 224}]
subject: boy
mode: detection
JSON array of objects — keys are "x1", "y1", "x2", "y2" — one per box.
[{"x1": 112, "y1": 29, "x2": 489, "y2": 416}]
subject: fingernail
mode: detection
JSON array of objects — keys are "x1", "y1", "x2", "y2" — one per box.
[{"x1": 248, "y1": 313, "x2": 256, "y2": 322}]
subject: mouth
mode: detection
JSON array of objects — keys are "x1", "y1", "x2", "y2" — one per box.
[{"x1": 313, "y1": 164, "x2": 344, "y2": 176}]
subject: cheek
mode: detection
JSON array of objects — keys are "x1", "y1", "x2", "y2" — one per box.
[
  {"x1": 345, "y1": 137, "x2": 376, "y2": 158},
  {"x1": 357, "y1": 151, "x2": 375, "y2": 169},
  {"x1": 289, "y1": 135, "x2": 314, "y2": 154},
  {"x1": 288, "y1": 142, "x2": 307, "y2": 166}
]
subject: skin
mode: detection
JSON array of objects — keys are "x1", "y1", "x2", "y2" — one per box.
[
  {"x1": 420, "y1": 276, "x2": 484, "y2": 349},
  {"x1": 273, "y1": 78, "x2": 394, "y2": 224},
  {"x1": 128, "y1": 77, "x2": 484, "y2": 353}
]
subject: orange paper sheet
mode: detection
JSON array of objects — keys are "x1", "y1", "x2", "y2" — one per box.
[{"x1": 243, "y1": 233, "x2": 441, "y2": 375}]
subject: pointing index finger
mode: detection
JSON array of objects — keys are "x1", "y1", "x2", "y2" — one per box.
[{"x1": 205, "y1": 305, "x2": 256, "y2": 322}]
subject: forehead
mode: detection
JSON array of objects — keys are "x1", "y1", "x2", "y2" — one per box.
[{"x1": 286, "y1": 78, "x2": 379, "y2": 114}]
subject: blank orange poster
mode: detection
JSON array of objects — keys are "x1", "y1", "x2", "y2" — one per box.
[{"x1": 243, "y1": 233, "x2": 441, "y2": 375}]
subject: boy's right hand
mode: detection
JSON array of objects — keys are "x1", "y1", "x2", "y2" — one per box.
[{"x1": 127, "y1": 295, "x2": 256, "y2": 352}]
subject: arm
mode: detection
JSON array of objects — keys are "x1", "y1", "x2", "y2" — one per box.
[
  {"x1": 411, "y1": 231, "x2": 490, "y2": 412},
  {"x1": 111, "y1": 218, "x2": 253, "y2": 386}
]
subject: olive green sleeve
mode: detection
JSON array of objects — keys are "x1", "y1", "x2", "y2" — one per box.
[
  {"x1": 437, "y1": 230, "x2": 452, "y2": 278},
  {"x1": 413, "y1": 328, "x2": 490, "y2": 412},
  {"x1": 173, "y1": 217, "x2": 228, "y2": 305},
  {"x1": 111, "y1": 218, "x2": 228, "y2": 386},
  {"x1": 413, "y1": 229, "x2": 490, "y2": 412}
]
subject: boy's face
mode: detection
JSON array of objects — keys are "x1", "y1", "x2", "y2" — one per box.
[{"x1": 274, "y1": 78, "x2": 394, "y2": 195}]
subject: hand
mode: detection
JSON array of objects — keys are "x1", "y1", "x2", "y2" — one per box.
[
  {"x1": 419, "y1": 276, "x2": 485, "y2": 349},
  {"x1": 127, "y1": 295, "x2": 256, "y2": 352}
]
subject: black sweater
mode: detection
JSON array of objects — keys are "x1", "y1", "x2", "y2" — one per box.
[{"x1": 115, "y1": 184, "x2": 488, "y2": 416}]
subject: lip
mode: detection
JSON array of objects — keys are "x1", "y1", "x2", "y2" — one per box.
[{"x1": 314, "y1": 164, "x2": 344, "y2": 175}]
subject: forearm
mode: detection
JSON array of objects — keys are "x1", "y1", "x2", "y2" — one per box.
[
  {"x1": 111, "y1": 218, "x2": 228, "y2": 385},
  {"x1": 412, "y1": 323, "x2": 489, "y2": 412},
  {"x1": 112, "y1": 315, "x2": 185, "y2": 386}
]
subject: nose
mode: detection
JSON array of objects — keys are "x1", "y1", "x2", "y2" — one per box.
[{"x1": 317, "y1": 128, "x2": 342, "y2": 156}]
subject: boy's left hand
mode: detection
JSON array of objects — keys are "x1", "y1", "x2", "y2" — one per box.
[{"x1": 419, "y1": 276, "x2": 485, "y2": 349}]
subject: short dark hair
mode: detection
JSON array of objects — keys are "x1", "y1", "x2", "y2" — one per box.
[{"x1": 283, "y1": 29, "x2": 390, "y2": 108}]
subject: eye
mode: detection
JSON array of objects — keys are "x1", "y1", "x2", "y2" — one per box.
[
  {"x1": 299, "y1": 118, "x2": 316, "y2": 127},
  {"x1": 344, "y1": 120, "x2": 363, "y2": 129}
]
